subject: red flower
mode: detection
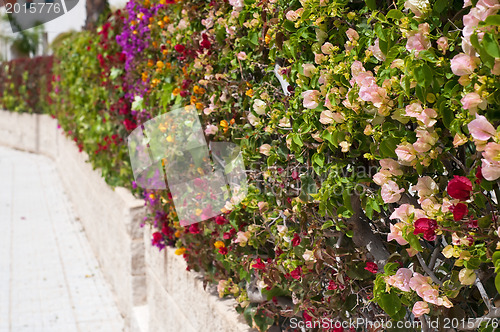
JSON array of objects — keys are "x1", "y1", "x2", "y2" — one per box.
[
  {"x1": 303, "y1": 310, "x2": 313, "y2": 322},
  {"x1": 215, "y1": 215, "x2": 227, "y2": 225},
  {"x1": 450, "y1": 203, "x2": 468, "y2": 221},
  {"x1": 364, "y1": 262, "x2": 378, "y2": 274},
  {"x1": 291, "y1": 233, "x2": 301, "y2": 247},
  {"x1": 151, "y1": 232, "x2": 163, "y2": 246},
  {"x1": 252, "y1": 258, "x2": 266, "y2": 270},
  {"x1": 290, "y1": 266, "x2": 302, "y2": 279},
  {"x1": 413, "y1": 218, "x2": 437, "y2": 241},
  {"x1": 476, "y1": 167, "x2": 483, "y2": 183},
  {"x1": 188, "y1": 223, "x2": 201, "y2": 234},
  {"x1": 218, "y1": 247, "x2": 228, "y2": 255},
  {"x1": 328, "y1": 280, "x2": 338, "y2": 290},
  {"x1": 291, "y1": 170, "x2": 299, "y2": 180},
  {"x1": 200, "y1": 34, "x2": 211, "y2": 49},
  {"x1": 174, "y1": 44, "x2": 186, "y2": 52},
  {"x1": 447, "y1": 176, "x2": 473, "y2": 201}
]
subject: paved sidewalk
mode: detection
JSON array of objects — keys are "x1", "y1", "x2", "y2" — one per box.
[{"x1": 0, "y1": 146, "x2": 125, "y2": 332}]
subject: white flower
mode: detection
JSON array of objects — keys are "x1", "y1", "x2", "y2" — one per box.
[{"x1": 253, "y1": 99, "x2": 266, "y2": 115}]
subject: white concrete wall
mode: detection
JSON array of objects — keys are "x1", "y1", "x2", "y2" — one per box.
[{"x1": 0, "y1": 110, "x2": 256, "y2": 332}]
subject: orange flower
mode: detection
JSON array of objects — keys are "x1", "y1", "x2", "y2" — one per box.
[
  {"x1": 246, "y1": 89, "x2": 253, "y2": 97},
  {"x1": 156, "y1": 61, "x2": 164, "y2": 68},
  {"x1": 220, "y1": 120, "x2": 229, "y2": 128},
  {"x1": 214, "y1": 241, "x2": 225, "y2": 249},
  {"x1": 193, "y1": 85, "x2": 205, "y2": 95},
  {"x1": 147, "y1": 59, "x2": 154, "y2": 67},
  {"x1": 172, "y1": 88, "x2": 181, "y2": 96},
  {"x1": 190, "y1": 95, "x2": 197, "y2": 104},
  {"x1": 195, "y1": 102, "x2": 204, "y2": 110},
  {"x1": 175, "y1": 247, "x2": 186, "y2": 255},
  {"x1": 230, "y1": 118, "x2": 235, "y2": 125}
]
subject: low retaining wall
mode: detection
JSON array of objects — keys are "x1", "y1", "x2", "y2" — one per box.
[{"x1": 0, "y1": 110, "x2": 255, "y2": 332}]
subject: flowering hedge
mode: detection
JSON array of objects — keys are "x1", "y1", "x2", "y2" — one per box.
[
  {"x1": 0, "y1": 56, "x2": 53, "y2": 114},
  {"x1": 6, "y1": 0, "x2": 500, "y2": 330}
]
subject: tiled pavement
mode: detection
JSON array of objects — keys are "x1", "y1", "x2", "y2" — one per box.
[{"x1": 0, "y1": 146, "x2": 125, "y2": 332}]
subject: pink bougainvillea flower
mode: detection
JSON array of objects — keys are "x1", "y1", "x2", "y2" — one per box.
[
  {"x1": 204, "y1": 124, "x2": 218, "y2": 135},
  {"x1": 450, "y1": 53, "x2": 477, "y2": 76},
  {"x1": 412, "y1": 301, "x2": 430, "y2": 317},
  {"x1": 302, "y1": 63, "x2": 316, "y2": 78},
  {"x1": 411, "y1": 176, "x2": 438, "y2": 199},
  {"x1": 481, "y1": 159, "x2": 500, "y2": 181},
  {"x1": 450, "y1": 203, "x2": 469, "y2": 221},
  {"x1": 461, "y1": 92, "x2": 487, "y2": 114},
  {"x1": 447, "y1": 176, "x2": 472, "y2": 200},
  {"x1": 468, "y1": 114, "x2": 496, "y2": 141},
  {"x1": 413, "y1": 218, "x2": 437, "y2": 241},
  {"x1": 483, "y1": 142, "x2": 500, "y2": 163},
  {"x1": 390, "y1": 204, "x2": 426, "y2": 223},
  {"x1": 381, "y1": 180, "x2": 405, "y2": 203},
  {"x1": 380, "y1": 158, "x2": 403, "y2": 176},
  {"x1": 406, "y1": 32, "x2": 431, "y2": 54},
  {"x1": 388, "y1": 222, "x2": 409, "y2": 245},
  {"x1": 386, "y1": 268, "x2": 412, "y2": 292},
  {"x1": 368, "y1": 38, "x2": 386, "y2": 61},
  {"x1": 364, "y1": 262, "x2": 378, "y2": 274},
  {"x1": 395, "y1": 142, "x2": 417, "y2": 164},
  {"x1": 346, "y1": 28, "x2": 359, "y2": 41},
  {"x1": 437, "y1": 36, "x2": 449, "y2": 53},
  {"x1": 302, "y1": 90, "x2": 321, "y2": 109}
]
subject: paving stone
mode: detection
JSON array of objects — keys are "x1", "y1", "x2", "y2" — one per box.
[{"x1": 0, "y1": 147, "x2": 125, "y2": 332}]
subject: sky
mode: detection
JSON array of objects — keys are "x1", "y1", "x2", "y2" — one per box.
[{"x1": 0, "y1": 0, "x2": 127, "y2": 53}]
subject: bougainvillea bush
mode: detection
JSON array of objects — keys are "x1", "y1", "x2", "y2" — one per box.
[
  {"x1": 6, "y1": 0, "x2": 498, "y2": 329},
  {"x1": 51, "y1": 11, "x2": 137, "y2": 187},
  {"x1": 111, "y1": 0, "x2": 500, "y2": 330},
  {"x1": 0, "y1": 56, "x2": 53, "y2": 113}
]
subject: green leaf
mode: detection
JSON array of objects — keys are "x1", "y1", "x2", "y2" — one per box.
[
  {"x1": 243, "y1": 305, "x2": 256, "y2": 326},
  {"x1": 479, "y1": 15, "x2": 500, "y2": 27},
  {"x1": 253, "y1": 310, "x2": 274, "y2": 331},
  {"x1": 495, "y1": 273, "x2": 500, "y2": 295},
  {"x1": 365, "y1": 0, "x2": 376, "y2": 10},
  {"x1": 380, "y1": 137, "x2": 398, "y2": 158},
  {"x1": 312, "y1": 153, "x2": 325, "y2": 167},
  {"x1": 482, "y1": 32, "x2": 500, "y2": 58},
  {"x1": 493, "y1": 251, "x2": 500, "y2": 266},
  {"x1": 321, "y1": 220, "x2": 334, "y2": 230},
  {"x1": 406, "y1": 233, "x2": 423, "y2": 251},
  {"x1": 386, "y1": 9, "x2": 404, "y2": 20},
  {"x1": 414, "y1": 63, "x2": 433, "y2": 88},
  {"x1": 433, "y1": 0, "x2": 448, "y2": 13},
  {"x1": 378, "y1": 292, "x2": 402, "y2": 317}
]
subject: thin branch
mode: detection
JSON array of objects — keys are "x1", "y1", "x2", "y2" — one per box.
[
  {"x1": 475, "y1": 275, "x2": 492, "y2": 310},
  {"x1": 416, "y1": 253, "x2": 443, "y2": 286}
]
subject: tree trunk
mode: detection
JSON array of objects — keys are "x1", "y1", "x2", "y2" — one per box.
[{"x1": 84, "y1": 0, "x2": 109, "y2": 30}]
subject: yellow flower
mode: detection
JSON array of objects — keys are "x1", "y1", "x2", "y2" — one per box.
[
  {"x1": 214, "y1": 241, "x2": 225, "y2": 249},
  {"x1": 172, "y1": 88, "x2": 181, "y2": 96},
  {"x1": 149, "y1": 193, "x2": 155, "y2": 200},
  {"x1": 195, "y1": 102, "x2": 204, "y2": 110},
  {"x1": 166, "y1": 135, "x2": 174, "y2": 142},
  {"x1": 265, "y1": 34, "x2": 271, "y2": 44},
  {"x1": 193, "y1": 85, "x2": 206, "y2": 95},
  {"x1": 175, "y1": 247, "x2": 186, "y2": 255},
  {"x1": 246, "y1": 89, "x2": 253, "y2": 97},
  {"x1": 174, "y1": 230, "x2": 181, "y2": 238},
  {"x1": 156, "y1": 61, "x2": 164, "y2": 69},
  {"x1": 163, "y1": 16, "x2": 170, "y2": 23},
  {"x1": 220, "y1": 120, "x2": 229, "y2": 128},
  {"x1": 195, "y1": 209, "x2": 202, "y2": 216}
]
